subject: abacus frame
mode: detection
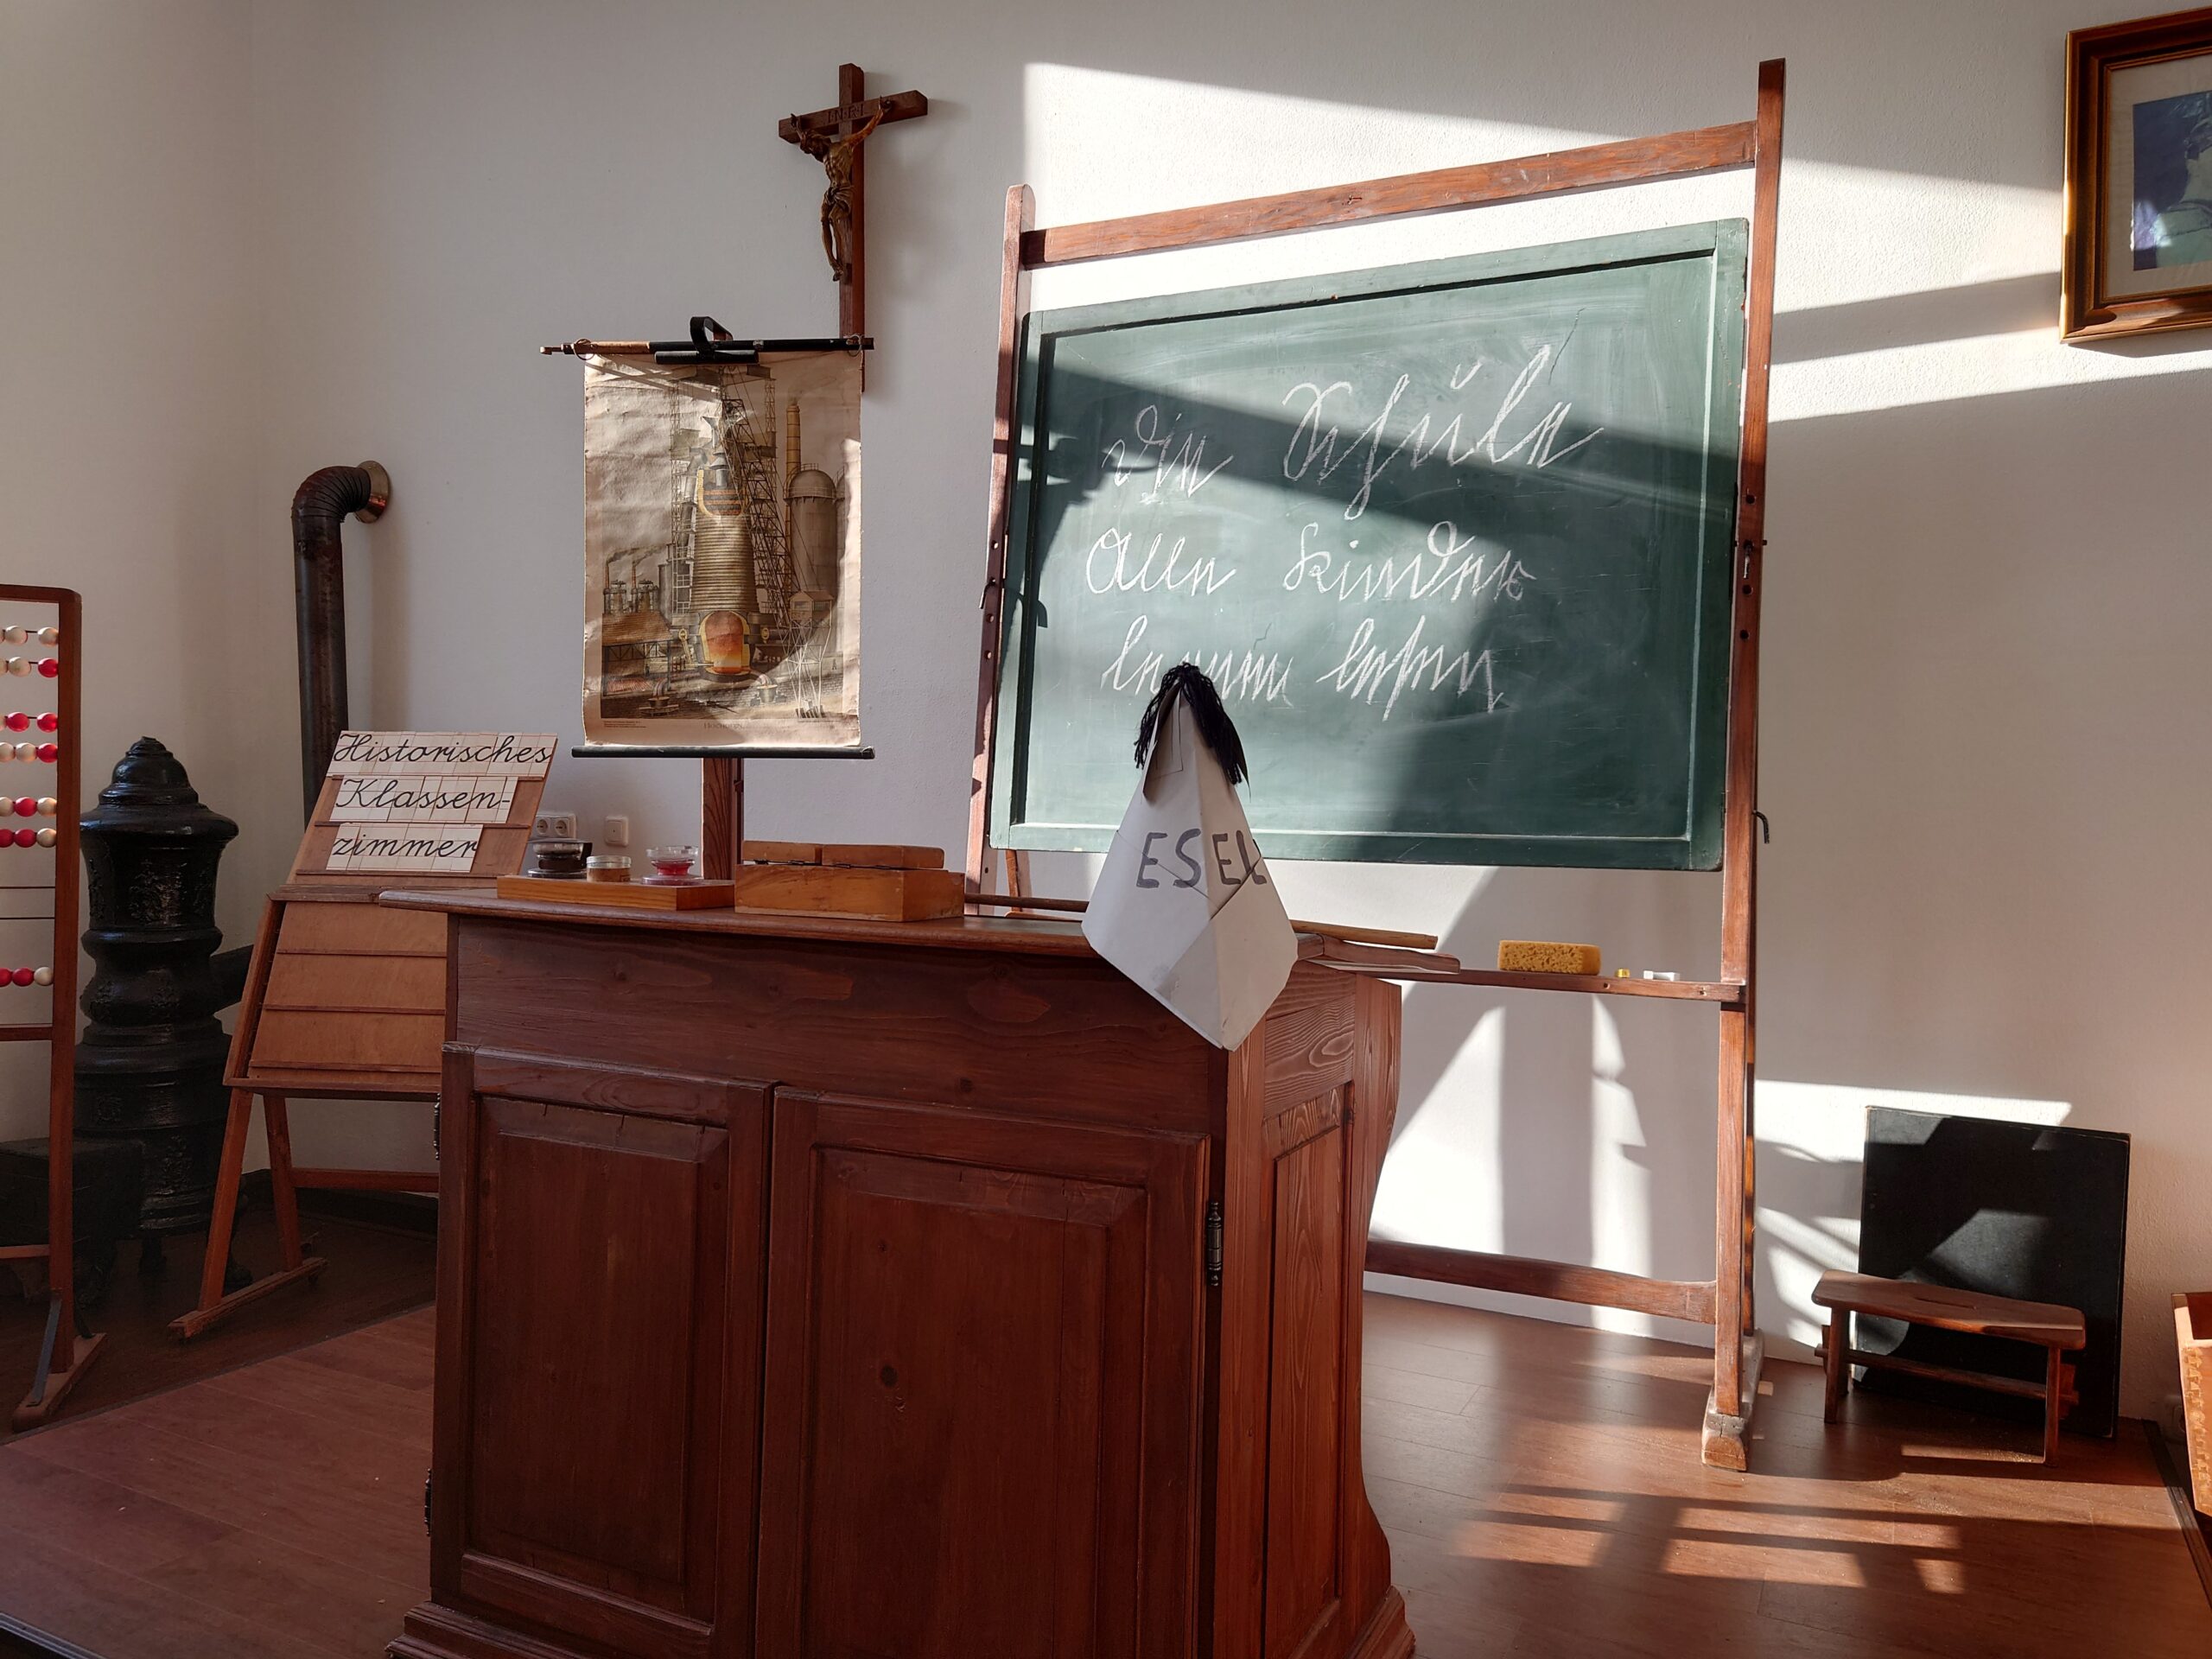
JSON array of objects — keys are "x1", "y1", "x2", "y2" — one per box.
[{"x1": 0, "y1": 582, "x2": 101, "y2": 1427}]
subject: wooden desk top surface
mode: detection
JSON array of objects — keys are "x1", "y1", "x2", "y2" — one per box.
[{"x1": 378, "y1": 886, "x2": 1127, "y2": 959}]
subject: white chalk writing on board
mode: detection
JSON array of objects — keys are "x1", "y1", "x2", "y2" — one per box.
[{"x1": 1280, "y1": 345, "x2": 1604, "y2": 520}]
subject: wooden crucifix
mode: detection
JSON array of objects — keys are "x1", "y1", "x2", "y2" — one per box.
[{"x1": 779, "y1": 64, "x2": 928, "y2": 338}]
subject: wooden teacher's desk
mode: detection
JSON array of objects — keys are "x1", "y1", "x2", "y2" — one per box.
[{"x1": 382, "y1": 890, "x2": 1413, "y2": 1659}]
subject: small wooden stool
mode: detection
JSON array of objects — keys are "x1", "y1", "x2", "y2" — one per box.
[{"x1": 1812, "y1": 1270, "x2": 2086, "y2": 1462}]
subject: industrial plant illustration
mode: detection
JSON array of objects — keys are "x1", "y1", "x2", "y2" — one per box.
[{"x1": 582, "y1": 353, "x2": 861, "y2": 747}]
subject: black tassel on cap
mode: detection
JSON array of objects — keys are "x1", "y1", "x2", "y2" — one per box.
[{"x1": 1134, "y1": 664, "x2": 1249, "y2": 786}]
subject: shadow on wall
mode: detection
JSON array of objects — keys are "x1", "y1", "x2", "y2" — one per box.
[
  {"x1": 1378, "y1": 862, "x2": 1723, "y2": 1345},
  {"x1": 1372, "y1": 345, "x2": 2212, "y2": 1399}
]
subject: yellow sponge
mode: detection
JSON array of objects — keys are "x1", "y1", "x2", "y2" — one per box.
[{"x1": 1497, "y1": 940, "x2": 1602, "y2": 976}]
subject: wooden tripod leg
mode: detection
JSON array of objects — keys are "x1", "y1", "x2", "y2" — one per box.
[
  {"x1": 11, "y1": 1297, "x2": 105, "y2": 1430},
  {"x1": 195, "y1": 1089, "x2": 254, "y2": 1312},
  {"x1": 170, "y1": 1090, "x2": 327, "y2": 1342},
  {"x1": 264, "y1": 1095, "x2": 307, "y2": 1272}
]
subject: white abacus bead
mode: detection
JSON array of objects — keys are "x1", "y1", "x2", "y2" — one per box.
[
  {"x1": 35, "y1": 798, "x2": 56, "y2": 817},
  {"x1": 12, "y1": 743, "x2": 30, "y2": 761},
  {"x1": 35, "y1": 828, "x2": 56, "y2": 847},
  {"x1": 3, "y1": 659, "x2": 26, "y2": 677},
  {"x1": 0, "y1": 626, "x2": 22, "y2": 645},
  {"x1": 31, "y1": 966, "x2": 51, "y2": 987},
  {"x1": 36, "y1": 627, "x2": 58, "y2": 645}
]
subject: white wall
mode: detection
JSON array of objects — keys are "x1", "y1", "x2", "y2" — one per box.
[
  {"x1": 11, "y1": 0, "x2": 2208, "y2": 1415},
  {"x1": 0, "y1": 2, "x2": 287, "y2": 1147}
]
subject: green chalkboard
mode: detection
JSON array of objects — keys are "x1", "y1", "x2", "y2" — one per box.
[{"x1": 990, "y1": 220, "x2": 1748, "y2": 869}]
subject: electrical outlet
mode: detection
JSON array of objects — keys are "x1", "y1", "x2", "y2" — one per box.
[
  {"x1": 532, "y1": 810, "x2": 578, "y2": 840},
  {"x1": 603, "y1": 814, "x2": 631, "y2": 849}
]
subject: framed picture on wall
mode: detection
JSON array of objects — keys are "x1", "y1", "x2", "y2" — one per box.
[{"x1": 2064, "y1": 5, "x2": 2212, "y2": 340}]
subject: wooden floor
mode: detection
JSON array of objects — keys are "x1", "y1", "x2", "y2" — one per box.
[
  {"x1": 1363, "y1": 1294, "x2": 2209, "y2": 1658},
  {"x1": 0, "y1": 1292, "x2": 2203, "y2": 1658},
  {"x1": 2, "y1": 1203, "x2": 436, "y2": 1435}
]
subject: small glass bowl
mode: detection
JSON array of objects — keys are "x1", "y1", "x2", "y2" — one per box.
[{"x1": 644, "y1": 843, "x2": 701, "y2": 886}]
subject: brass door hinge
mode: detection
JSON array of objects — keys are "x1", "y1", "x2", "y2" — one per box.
[{"x1": 1205, "y1": 1202, "x2": 1224, "y2": 1287}]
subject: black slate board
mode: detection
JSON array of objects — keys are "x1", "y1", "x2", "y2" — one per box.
[{"x1": 1858, "y1": 1107, "x2": 2130, "y2": 1439}]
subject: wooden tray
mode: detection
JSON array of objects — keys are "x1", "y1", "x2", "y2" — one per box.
[
  {"x1": 730, "y1": 863, "x2": 963, "y2": 922},
  {"x1": 495, "y1": 874, "x2": 737, "y2": 910}
]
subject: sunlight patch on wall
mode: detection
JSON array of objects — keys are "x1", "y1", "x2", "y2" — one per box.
[
  {"x1": 1758, "y1": 1081, "x2": 2071, "y2": 1353},
  {"x1": 1371, "y1": 1005, "x2": 1503, "y2": 1251},
  {"x1": 1020, "y1": 66, "x2": 2198, "y2": 430},
  {"x1": 1589, "y1": 1001, "x2": 1650, "y2": 1285},
  {"x1": 1771, "y1": 319, "x2": 2209, "y2": 421}
]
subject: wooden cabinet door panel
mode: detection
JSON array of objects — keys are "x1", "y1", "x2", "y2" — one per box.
[
  {"x1": 755, "y1": 1091, "x2": 1206, "y2": 1659},
  {"x1": 434, "y1": 1048, "x2": 768, "y2": 1658},
  {"x1": 1262, "y1": 1095, "x2": 1348, "y2": 1659},
  {"x1": 1219, "y1": 1082, "x2": 1367, "y2": 1659}
]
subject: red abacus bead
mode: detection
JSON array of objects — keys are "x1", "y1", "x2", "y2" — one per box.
[
  {"x1": 12, "y1": 798, "x2": 34, "y2": 817},
  {"x1": 36, "y1": 713, "x2": 56, "y2": 732},
  {"x1": 35, "y1": 658, "x2": 58, "y2": 678},
  {"x1": 35, "y1": 744, "x2": 55, "y2": 763},
  {"x1": 1, "y1": 713, "x2": 22, "y2": 733},
  {"x1": 10, "y1": 968, "x2": 32, "y2": 988},
  {"x1": 7, "y1": 829, "x2": 25, "y2": 847}
]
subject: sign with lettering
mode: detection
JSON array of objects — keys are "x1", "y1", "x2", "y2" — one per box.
[
  {"x1": 326, "y1": 732, "x2": 556, "y2": 779},
  {"x1": 990, "y1": 222, "x2": 1747, "y2": 870},
  {"x1": 296, "y1": 731, "x2": 554, "y2": 878},
  {"x1": 326, "y1": 823, "x2": 486, "y2": 874},
  {"x1": 1082, "y1": 693, "x2": 1296, "y2": 1051},
  {"x1": 329, "y1": 775, "x2": 519, "y2": 823}
]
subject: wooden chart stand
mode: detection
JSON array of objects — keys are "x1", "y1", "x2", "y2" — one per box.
[
  {"x1": 564, "y1": 67, "x2": 928, "y2": 870},
  {"x1": 172, "y1": 739, "x2": 550, "y2": 1339},
  {"x1": 0, "y1": 584, "x2": 101, "y2": 1427},
  {"x1": 966, "y1": 63, "x2": 1786, "y2": 1469}
]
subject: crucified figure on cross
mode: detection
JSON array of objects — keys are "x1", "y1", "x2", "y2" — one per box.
[{"x1": 795, "y1": 98, "x2": 892, "y2": 285}]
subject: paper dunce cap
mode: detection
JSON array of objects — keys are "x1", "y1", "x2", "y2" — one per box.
[{"x1": 1083, "y1": 665, "x2": 1298, "y2": 1051}]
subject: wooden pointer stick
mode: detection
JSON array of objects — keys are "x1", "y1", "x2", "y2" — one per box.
[{"x1": 967, "y1": 888, "x2": 1438, "y2": 951}]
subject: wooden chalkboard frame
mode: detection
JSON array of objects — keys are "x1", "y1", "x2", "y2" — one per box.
[
  {"x1": 988, "y1": 221, "x2": 1750, "y2": 869},
  {"x1": 964, "y1": 60, "x2": 1787, "y2": 1472}
]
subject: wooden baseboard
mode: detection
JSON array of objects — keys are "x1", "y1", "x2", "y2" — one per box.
[
  {"x1": 1345, "y1": 1586, "x2": 1414, "y2": 1659},
  {"x1": 238, "y1": 1169, "x2": 437, "y2": 1236}
]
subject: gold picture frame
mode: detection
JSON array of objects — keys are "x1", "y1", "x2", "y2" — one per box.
[{"x1": 2064, "y1": 5, "x2": 2212, "y2": 340}]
